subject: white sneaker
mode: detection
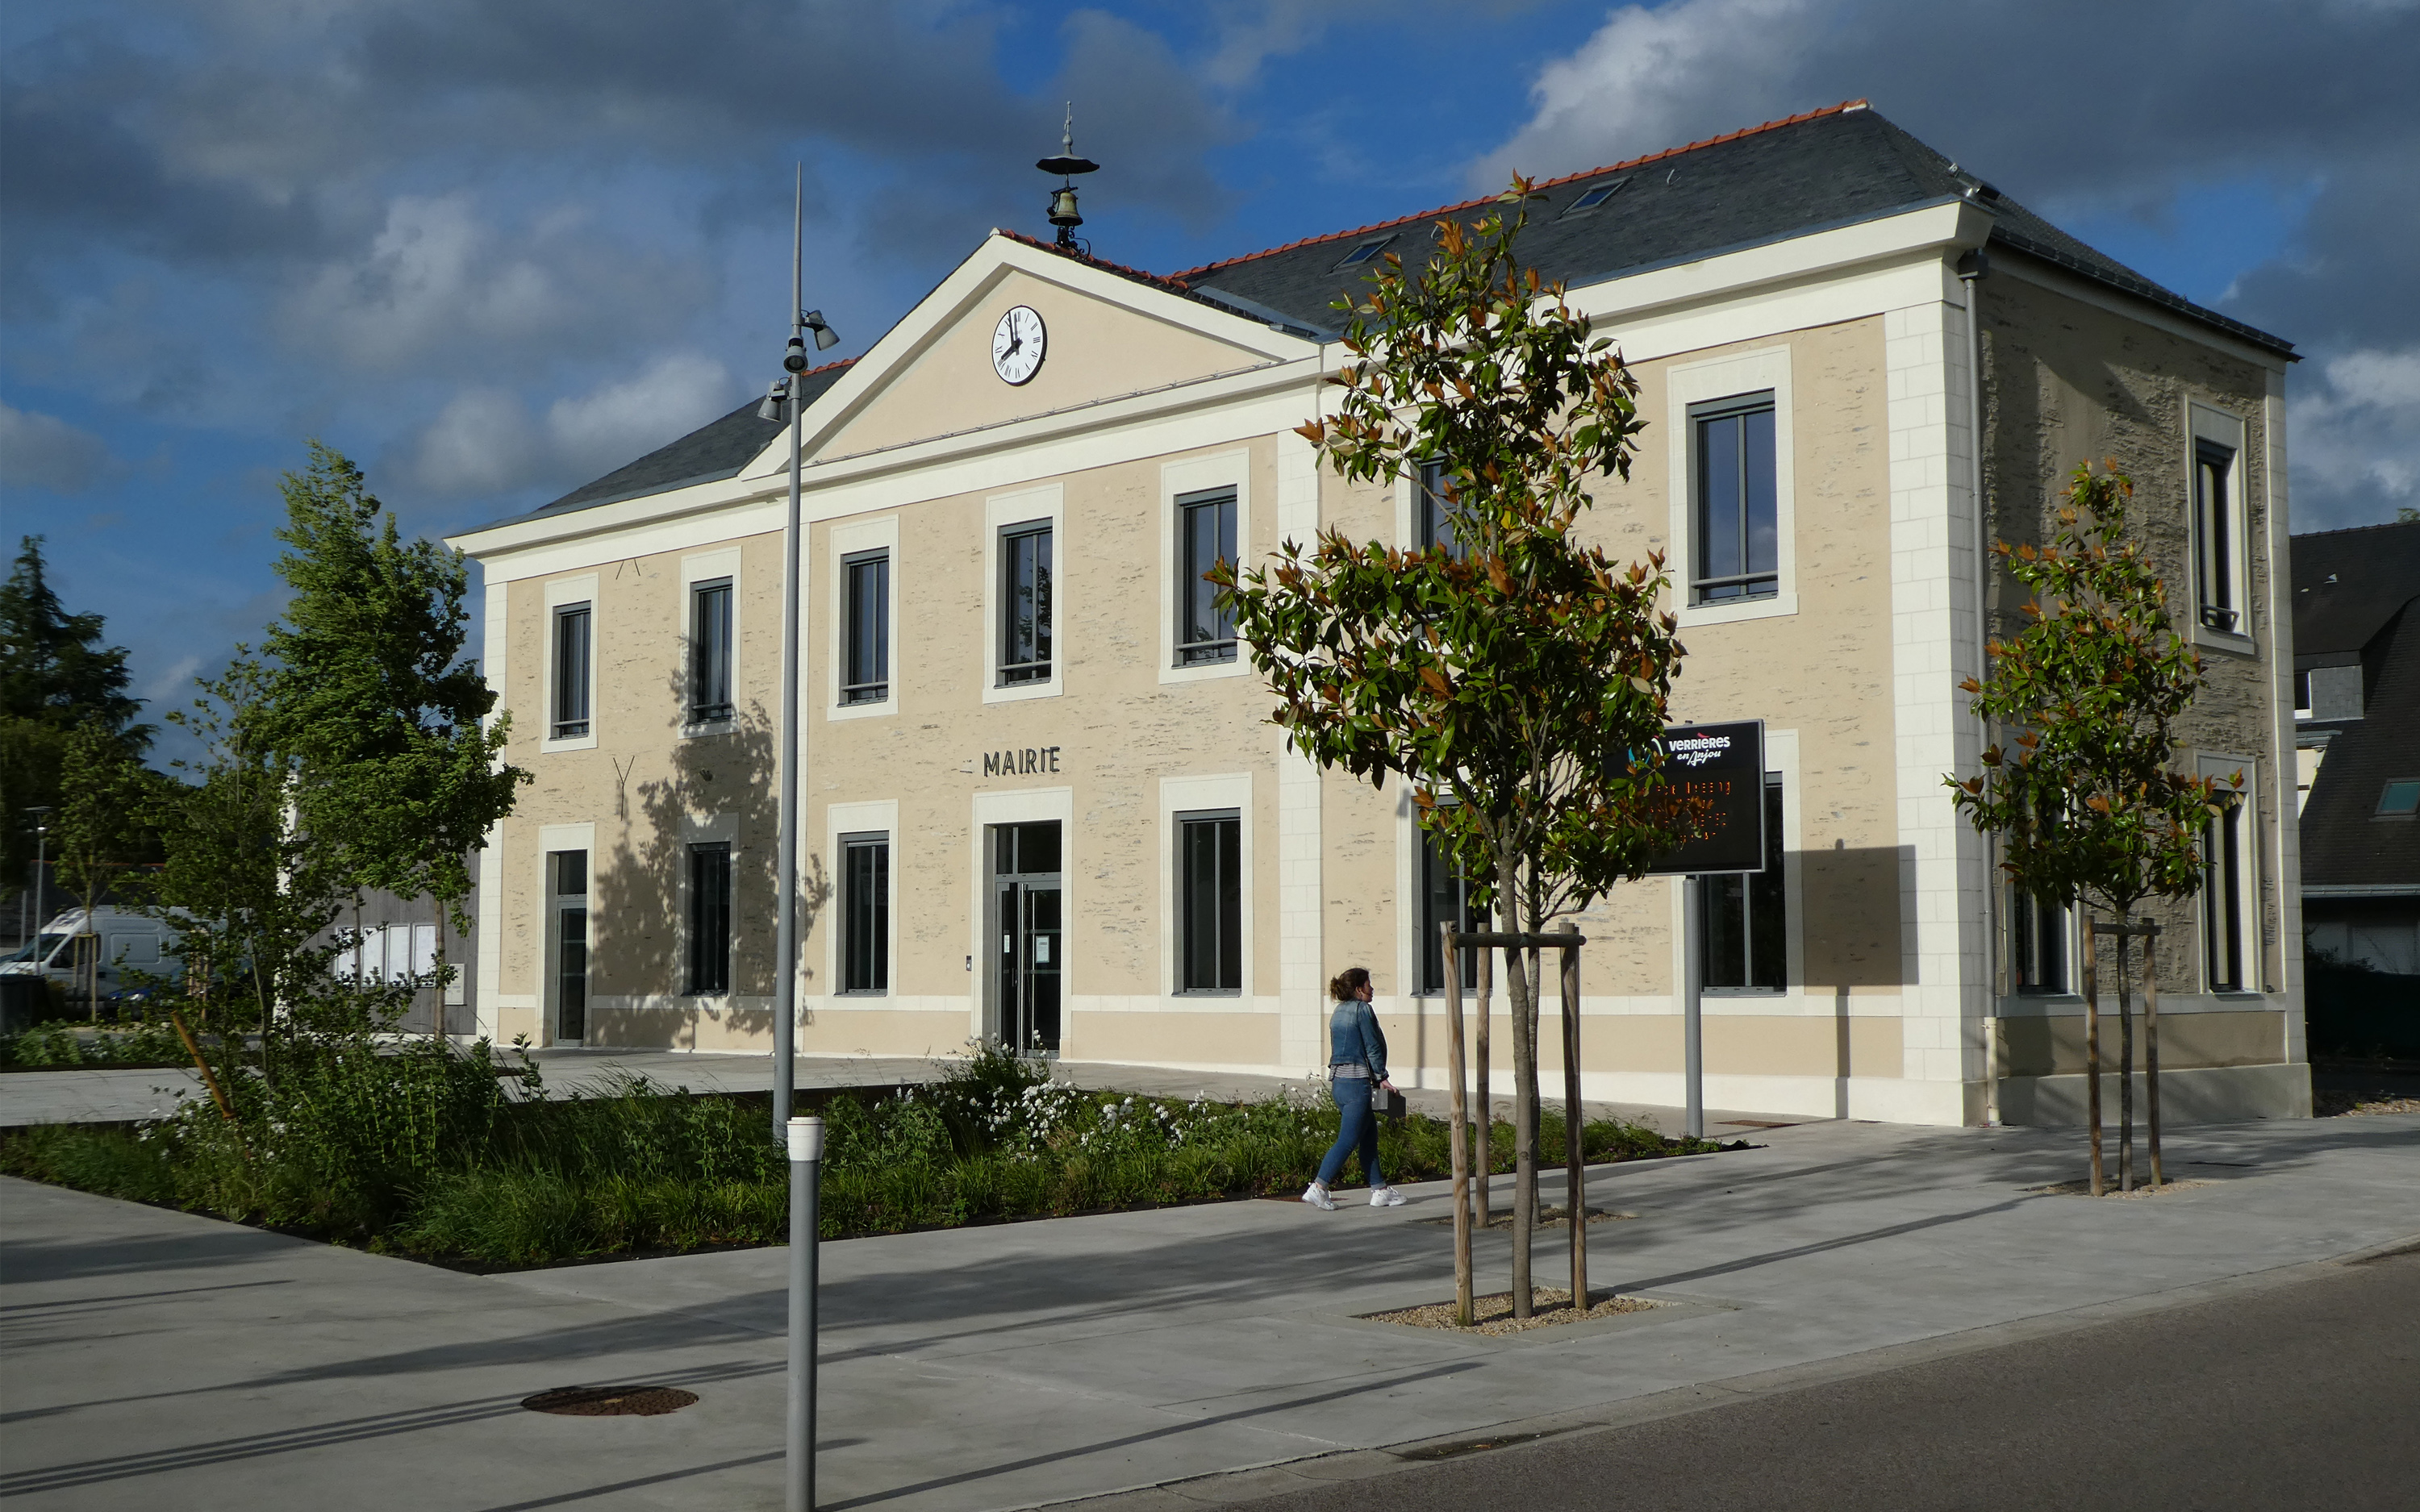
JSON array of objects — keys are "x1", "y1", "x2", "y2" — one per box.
[
  {"x1": 1301, "y1": 1182, "x2": 1337, "y2": 1210},
  {"x1": 1369, "y1": 1186, "x2": 1408, "y2": 1208}
]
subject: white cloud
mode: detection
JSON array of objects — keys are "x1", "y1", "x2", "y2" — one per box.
[
  {"x1": 408, "y1": 352, "x2": 734, "y2": 500},
  {"x1": 0, "y1": 403, "x2": 111, "y2": 494},
  {"x1": 1474, "y1": 0, "x2": 1815, "y2": 185},
  {"x1": 544, "y1": 352, "x2": 731, "y2": 479},
  {"x1": 2289, "y1": 345, "x2": 2420, "y2": 523}
]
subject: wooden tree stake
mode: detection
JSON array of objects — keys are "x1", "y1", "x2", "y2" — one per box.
[
  {"x1": 2084, "y1": 919, "x2": 2104, "y2": 1197},
  {"x1": 1558, "y1": 923, "x2": 1586, "y2": 1314},
  {"x1": 1442, "y1": 923, "x2": 1474, "y2": 1327}
]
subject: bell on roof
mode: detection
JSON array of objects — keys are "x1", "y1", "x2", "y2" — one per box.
[{"x1": 1037, "y1": 102, "x2": 1098, "y2": 248}]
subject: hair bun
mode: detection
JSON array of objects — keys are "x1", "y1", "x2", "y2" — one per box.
[{"x1": 1329, "y1": 966, "x2": 1371, "y2": 1001}]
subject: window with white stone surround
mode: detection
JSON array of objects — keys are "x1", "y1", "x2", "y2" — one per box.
[
  {"x1": 2188, "y1": 404, "x2": 2252, "y2": 649},
  {"x1": 1665, "y1": 346, "x2": 1796, "y2": 627}
]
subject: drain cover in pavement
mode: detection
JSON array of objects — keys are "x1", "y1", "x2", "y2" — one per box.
[{"x1": 522, "y1": 1385, "x2": 699, "y2": 1417}]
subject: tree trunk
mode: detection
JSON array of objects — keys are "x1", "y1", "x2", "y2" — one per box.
[{"x1": 2117, "y1": 928, "x2": 2134, "y2": 1193}]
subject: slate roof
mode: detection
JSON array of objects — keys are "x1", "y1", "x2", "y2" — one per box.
[
  {"x1": 1178, "y1": 101, "x2": 2293, "y2": 360},
  {"x1": 485, "y1": 102, "x2": 2293, "y2": 537},
  {"x1": 2290, "y1": 519, "x2": 2420, "y2": 664},
  {"x1": 2301, "y1": 598, "x2": 2420, "y2": 890}
]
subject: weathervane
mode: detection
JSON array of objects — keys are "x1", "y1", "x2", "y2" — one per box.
[{"x1": 1035, "y1": 102, "x2": 1099, "y2": 249}]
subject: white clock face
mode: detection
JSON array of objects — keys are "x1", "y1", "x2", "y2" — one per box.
[{"x1": 992, "y1": 305, "x2": 1045, "y2": 385}]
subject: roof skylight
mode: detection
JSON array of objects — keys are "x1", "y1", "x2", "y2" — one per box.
[
  {"x1": 1334, "y1": 235, "x2": 1395, "y2": 269},
  {"x1": 1561, "y1": 181, "x2": 1627, "y2": 217}
]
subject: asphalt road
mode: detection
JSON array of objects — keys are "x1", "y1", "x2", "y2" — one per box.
[{"x1": 1231, "y1": 1249, "x2": 2420, "y2": 1512}]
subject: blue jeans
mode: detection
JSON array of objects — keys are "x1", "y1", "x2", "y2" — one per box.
[{"x1": 1316, "y1": 1078, "x2": 1383, "y2": 1189}]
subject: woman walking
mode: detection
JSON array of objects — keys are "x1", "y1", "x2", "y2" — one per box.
[{"x1": 1304, "y1": 967, "x2": 1408, "y2": 1210}]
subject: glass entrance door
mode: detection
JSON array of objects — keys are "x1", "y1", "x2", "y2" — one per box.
[{"x1": 991, "y1": 822, "x2": 1062, "y2": 1055}]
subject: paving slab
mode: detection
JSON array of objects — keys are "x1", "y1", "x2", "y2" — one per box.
[{"x1": 4, "y1": 1110, "x2": 2414, "y2": 1511}]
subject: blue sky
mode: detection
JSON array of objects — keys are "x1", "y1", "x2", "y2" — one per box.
[{"x1": 6, "y1": 1, "x2": 2417, "y2": 752}]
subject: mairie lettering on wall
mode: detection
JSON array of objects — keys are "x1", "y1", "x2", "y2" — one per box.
[{"x1": 982, "y1": 746, "x2": 1062, "y2": 777}]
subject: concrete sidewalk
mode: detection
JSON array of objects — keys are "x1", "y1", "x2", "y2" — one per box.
[{"x1": 3, "y1": 1110, "x2": 2414, "y2": 1511}]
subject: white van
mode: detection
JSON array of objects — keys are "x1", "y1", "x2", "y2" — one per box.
[{"x1": 1, "y1": 906, "x2": 186, "y2": 998}]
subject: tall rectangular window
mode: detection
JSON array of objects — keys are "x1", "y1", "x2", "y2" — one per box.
[
  {"x1": 1418, "y1": 459, "x2": 1469, "y2": 560},
  {"x1": 1419, "y1": 826, "x2": 1486, "y2": 994},
  {"x1": 2010, "y1": 888, "x2": 2067, "y2": 994},
  {"x1": 687, "y1": 842, "x2": 731, "y2": 996},
  {"x1": 1176, "y1": 489, "x2": 1237, "y2": 665},
  {"x1": 1178, "y1": 810, "x2": 1241, "y2": 993},
  {"x1": 999, "y1": 522, "x2": 1052, "y2": 685},
  {"x1": 2195, "y1": 439, "x2": 2240, "y2": 633},
  {"x1": 690, "y1": 579, "x2": 732, "y2": 724},
  {"x1": 2203, "y1": 799, "x2": 2247, "y2": 992},
  {"x1": 551, "y1": 602, "x2": 592, "y2": 739},
  {"x1": 1700, "y1": 775, "x2": 1786, "y2": 990},
  {"x1": 551, "y1": 849, "x2": 588, "y2": 1043},
  {"x1": 1691, "y1": 394, "x2": 1778, "y2": 603},
  {"x1": 841, "y1": 832, "x2": 889, "y2": 993},
  {"x1": 842, "y1": 550, "x2": 890, "y2": 704}
]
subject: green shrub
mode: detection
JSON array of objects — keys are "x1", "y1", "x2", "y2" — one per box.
[{"x1": 6, "y1": 1034, "x2": 1725, "y2": 1267}]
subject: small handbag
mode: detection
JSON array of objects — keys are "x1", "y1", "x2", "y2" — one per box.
[{"x1": 1371, "y1": 1083, "x2": 1407, "y2": 1119}]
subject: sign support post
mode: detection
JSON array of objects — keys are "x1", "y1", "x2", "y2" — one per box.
[{"x1": 1644, "y1": 720, "x2": 1767, "y2": 1142}]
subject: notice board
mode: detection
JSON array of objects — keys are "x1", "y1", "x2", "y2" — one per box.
[{"x1": 1645, "y1": 719, "x2": 1766, "y2": 876}]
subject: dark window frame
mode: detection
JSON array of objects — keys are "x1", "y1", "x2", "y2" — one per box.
[
  {"x1": 1175, "y1": 487, "x2": 1237, "y2": 666},
  {"x1": 2194, "y1": 438, "x2": 2241, "y2": 634},
  {"x1": 2009, "y1": 886, "x2": 2069, "y2": 995},
  {"x1": 1689, "y1": 392, "x2": 1780, "y2": 605},
  {"x1": 2201, "y1": 798, "x2": 2247, "y2": 993},
  {"x1": 841, "y1": 549, "x2": 891, "y2": 706},
  {"x1": 1699, "y1": 775, "x2": 1787, "y2": 992},
  {"x1": 686, "y1": 841, "x2": 732, "y2": 997},
  {"x1": 998, "y1": 521, "x2": 1054, "y2": 686},
  {"x1": 1418, "y1": 459, "x2": 1470, "y2": 560},
  {"x1": 2379, "y1": 779, "x2": 2420, "y2": 818},
  {"x1": 1417, "y1": 824, "x2": 1486, "y2": 996},
  {"x1": 840, "y1": 831, "x2": 890, "y2": 994},
  {"x1": 1176, "y1": 808, "x2": 1242, "y2": 994},
  {"x1": 551, "y1": 602, "x2": 593, "y2": 739},
  {"x1": 689, "y1": 578, "x2": 733, "y2": 726}
]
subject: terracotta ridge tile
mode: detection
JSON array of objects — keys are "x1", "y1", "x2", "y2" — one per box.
[{"x1": 993, "y1": 227, "x2": 1196, "y2": 294}]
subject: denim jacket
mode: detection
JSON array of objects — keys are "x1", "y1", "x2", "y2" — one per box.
[{"x1": 1327, "y1": 998, "x2": 1388, "y2": 1083}]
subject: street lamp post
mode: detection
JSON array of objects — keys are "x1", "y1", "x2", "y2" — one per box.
[
  {"x1": 26, "y1": 808, "x2": 51, "y2": 952},
  {"x1": 762, "y1": 165, "x2": 839, "y2": 1512},
  {"x1": 769, "y1": 167, "x2": 839, "y2": 1148}
]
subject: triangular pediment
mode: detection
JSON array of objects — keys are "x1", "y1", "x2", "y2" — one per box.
[{"x1": 745, "y1": 236, "x2": 1310, "y2": 475}]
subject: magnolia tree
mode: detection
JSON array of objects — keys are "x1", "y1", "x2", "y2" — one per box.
[
  {"x1": 1215, "y1": 183, "x2": 1696, "y2": 1312},
  {"x1": 1949, "y1": 461, "x2": 2240, "y2": 1192}
]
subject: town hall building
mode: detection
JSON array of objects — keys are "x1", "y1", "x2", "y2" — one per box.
[{"x1": 449, "y1": 102, "x2": 2308, "y2": 1127}]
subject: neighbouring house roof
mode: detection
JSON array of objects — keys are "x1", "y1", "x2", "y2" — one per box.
[
  {"x1": 1175, "y1": 101, "x2": 2293, "y2": 360},
  {"x1": 2291, "y1": 519, "x2": 2420, "y2": 664},
  {"x1": 2301, "y1": 594, "x2": 2420, "y2": 890},
  {"x1": 489, "y1": 102, "x2": 2293, "y2": 538}
]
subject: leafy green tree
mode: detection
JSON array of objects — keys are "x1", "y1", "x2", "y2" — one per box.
[
  {"x1": 51, "y1": 719, "x2": 159, "y2": 1016},
  {"x1": 1949, "y1": 461, "x2": 2239, "y2": 1191},
  {"x1": 152, "y1": 654, "x2": 356, "y2": 1089},
  {"x1": 1, "y1": 535, "x2": 151, "y2": 906},
  {"x1": 256, "y1": 444, "x2": 527, "y2": 1018},
  {"x1": 1216, "y1": 183, "x2": 1696, "y2": 1313}
]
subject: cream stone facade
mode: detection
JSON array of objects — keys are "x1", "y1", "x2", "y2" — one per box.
[{"x1": 450, "y1": 107, "x2": 2308, "y2": 1127}]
